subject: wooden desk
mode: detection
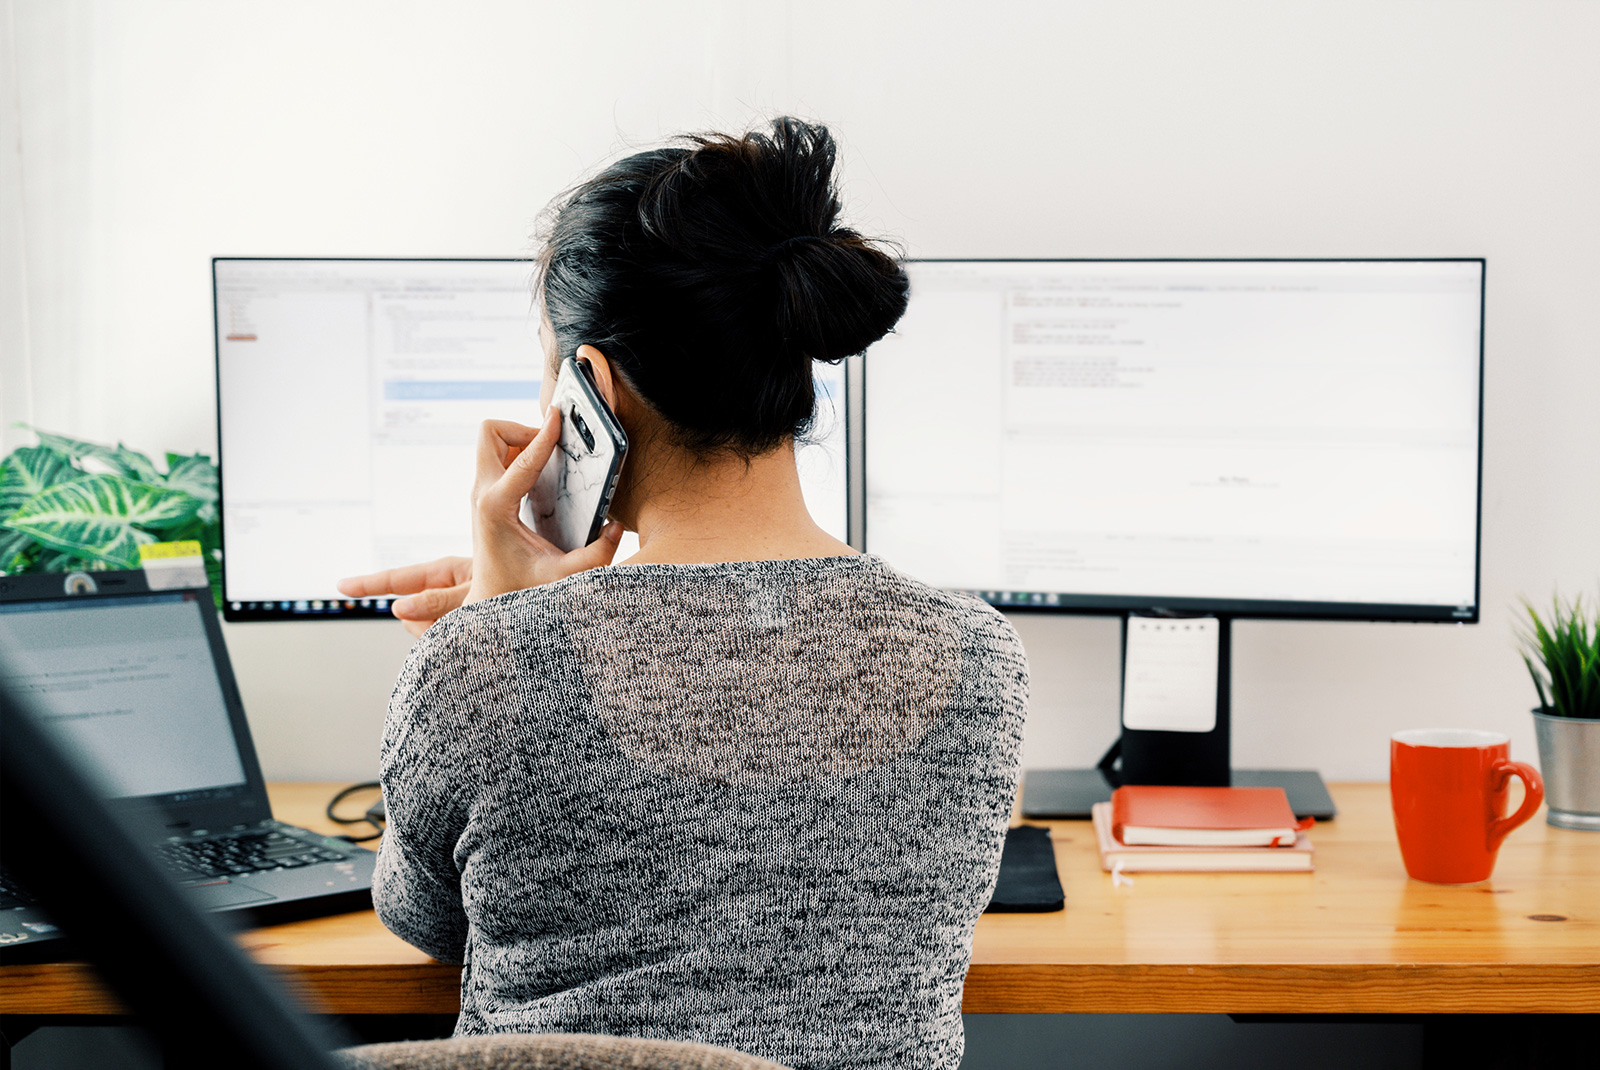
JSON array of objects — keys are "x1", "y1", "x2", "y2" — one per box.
[
  {"x1": 970, "y1": 782, "x2": 1599, "y2": 1014},
  {"x1": 2, "y1": 782, "x2": 1596, "y2": 1017}
]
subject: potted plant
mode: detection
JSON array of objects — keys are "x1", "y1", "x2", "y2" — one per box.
[
  {"x1": 0, "y1": 427, "x2": 223, "y2": 606},
  {"x1": 1519, "y1": 592, "x2": 1600, "y2": 829}
]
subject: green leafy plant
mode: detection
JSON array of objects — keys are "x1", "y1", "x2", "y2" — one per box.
[
  {"x1": 0, "y1": 427, "x2": 222, "y2": 606},
  {"x1": 1518, "y1": 593, "x2": 1600, "y2": 720}
]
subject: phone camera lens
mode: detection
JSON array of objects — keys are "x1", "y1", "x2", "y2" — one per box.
[{"x1": 571, "y1": 409, "x2": 596, "y2": 452}]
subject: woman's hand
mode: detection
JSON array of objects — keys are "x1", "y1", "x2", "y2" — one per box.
[
  {"x1": 338, "y1": 415, "x2": 621, "y2": 635},
  {"x1": 464, "y1": 415, "x2": 623, "y2": 606},
  {"x1": 338, "y1": 557, "x2": 474, "y2": 637}
]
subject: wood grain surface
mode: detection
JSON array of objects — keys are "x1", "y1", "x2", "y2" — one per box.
[{"x1": 2, "y1": 781, "x2": 1594, "y2": 1016}]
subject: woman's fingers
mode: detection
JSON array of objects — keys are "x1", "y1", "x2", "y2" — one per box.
[
  {"x1": 561, "y1": 520, "x2": 624, "y2": 574},
  {"x1": 479, "y1": 413, "x2": 562, "y2": 515},
  {"x1": 337, "y1": 567, "x2": 422, "y2": 598},
  {"x1": 391, "y1": 581, "x2": 473, "y2": 622},
  {"x1": 473, "y1": 419, "x2": 540, "y2": 495},
  {"x1": 461, "y1": 414, "x2": 622, "y2": 606},
  {"x1": 338, "y1": 557, "x2": 472, "y2": 598},
  {"x1": 336, "y1": 557, "x2": 474, "y2": 635},
  {"x1": 576, "y1": 518, "x2": 624, "y2": 572}
]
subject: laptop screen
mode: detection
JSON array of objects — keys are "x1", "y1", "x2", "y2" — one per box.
[{"x1": 0, "y1": 592, "x2": 247, "y2": 799}]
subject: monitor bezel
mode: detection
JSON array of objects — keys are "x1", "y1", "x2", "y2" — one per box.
[{"x1": 862, "y1": 257, "x2": 1486, "y2": 624}]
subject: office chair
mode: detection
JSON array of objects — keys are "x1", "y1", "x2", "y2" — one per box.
[
  {"x1": 339, "y1": 1032, "x2": 790, "y2": 1069},
  {"x1": 0, "y1": 677, "x2": 790, "y2": 1070}
]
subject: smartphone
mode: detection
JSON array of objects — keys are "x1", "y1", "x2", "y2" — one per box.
[{"x1": 523, "y1": 356, "x2": 629, "y2": 553}]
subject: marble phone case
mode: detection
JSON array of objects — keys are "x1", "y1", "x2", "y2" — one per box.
[{"x1": 525, "y1": 358, "x2": 628, "y2": 552}]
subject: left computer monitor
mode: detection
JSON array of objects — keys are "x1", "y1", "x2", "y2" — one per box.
[{"x1": 214, "y1": 258, "x2": 849, "y2": 621}]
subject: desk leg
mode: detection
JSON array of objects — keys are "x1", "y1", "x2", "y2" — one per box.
[{"x1": 0, "y1": 1018, "x2": 39, "y2": 1070}]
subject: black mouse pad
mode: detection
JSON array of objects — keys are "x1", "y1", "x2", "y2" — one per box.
[{"x1": 984, "y1": 824, "x2": 1064, "y2": 913}]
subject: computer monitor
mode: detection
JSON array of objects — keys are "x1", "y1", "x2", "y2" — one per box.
[
  {"x1": 214, "y1": 258, "x2": 850, "y2": 621},
  {"x1": 864, "y1": 259, "x2": 1485, "y2": 814}
]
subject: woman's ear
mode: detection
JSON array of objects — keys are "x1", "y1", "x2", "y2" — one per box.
[{"x1": 576, "y1": 344, "x2": 620, "y2": 412}]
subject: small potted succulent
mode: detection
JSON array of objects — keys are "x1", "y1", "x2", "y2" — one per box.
[
  {"x1": 0, "y1": 427, "x2": 222, "y2": 606},
  {"x1": 1519, "y1": 592, "x2": 1600, "y2": 829}
]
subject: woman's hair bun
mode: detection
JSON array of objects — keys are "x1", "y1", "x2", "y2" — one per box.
[
  {"x1": 771, "y1": 229, "x2": 910, "y2": 365},
  {"x1": 539, "y1": 117, "x2": 909, "y2": 457}
]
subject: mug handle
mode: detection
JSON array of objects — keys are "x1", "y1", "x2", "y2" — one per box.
[{"x1": 1486, "y1": 760, "x2": 1545, "y2": 851}]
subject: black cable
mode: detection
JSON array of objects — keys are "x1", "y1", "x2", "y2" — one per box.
[{"x1": 325, "y1": 781, "x2": 384, "y2": 843}]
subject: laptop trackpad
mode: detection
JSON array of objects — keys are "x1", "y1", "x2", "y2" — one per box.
[{"x1": 186, "y1": 881, "x2": 275, "y2": 909}]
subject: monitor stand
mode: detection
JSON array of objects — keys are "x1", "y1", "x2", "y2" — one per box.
[
  {"x1": 1021, "y1": 765, "x2": 1337, "y2": 820},
  {"x1": 1019, "y1": 615, "x2": 1338, "y2": 821}
]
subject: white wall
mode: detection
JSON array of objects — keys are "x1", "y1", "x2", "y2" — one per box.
[{"x1": 5, "y1": 0, "x2": 1596, "y2": 782}]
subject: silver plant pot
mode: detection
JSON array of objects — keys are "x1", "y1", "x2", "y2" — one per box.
[{"x1": 1532, "y1": 709, "x2": 1600, "y2": 830}]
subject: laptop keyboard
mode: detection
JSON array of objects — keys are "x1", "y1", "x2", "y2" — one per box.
[
  {"x1": 154, "y1": 827, "x2": 349, "y2": 883},
  {"x1": 1, "y1": 826, "x2": 351, "y2": 909}
]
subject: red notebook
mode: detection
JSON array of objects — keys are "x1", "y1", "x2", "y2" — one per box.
[
  {"x1": 1091, "y1": 803, "x2": 1314, "y2": 873},
  {"x1": 1110, "y1": 785, "x2": 1309, "y2": 847}
]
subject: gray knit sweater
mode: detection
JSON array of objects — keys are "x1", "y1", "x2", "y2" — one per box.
[{"x1": 374, "y1": 554, "x2": 1028, "y2": 1070}]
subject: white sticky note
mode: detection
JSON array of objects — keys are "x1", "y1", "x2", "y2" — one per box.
[{"x1": 1120, "y1": 616, "x2": 1220, "y2": 733}]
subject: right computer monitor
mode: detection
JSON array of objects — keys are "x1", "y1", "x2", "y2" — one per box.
[
  {"x1": 864, "y1": 259, "x2": 1485, "y2": 816},
  {"x1": 865, "y1": 259, "x2": 1484, "y2": 622}
]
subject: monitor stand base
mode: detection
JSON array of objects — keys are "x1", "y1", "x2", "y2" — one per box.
[{"x1": 1020, "y1": 767, "x2": 1338, "y2": 821}]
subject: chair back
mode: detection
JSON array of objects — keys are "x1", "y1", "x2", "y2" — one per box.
[{"x1": 339, "y1": 1032, "x2": 794, "y2": 1070}]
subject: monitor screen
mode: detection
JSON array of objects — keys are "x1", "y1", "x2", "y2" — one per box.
[
  {"x1": 215, "y1": 259, "x2": 849, "y2": 620},
  {"x1": 864, "y1": 260, "x2": 1484, "y2": 620},
  {"x1": 0, "y1": 592, "x2": 247, "y2": 798}
]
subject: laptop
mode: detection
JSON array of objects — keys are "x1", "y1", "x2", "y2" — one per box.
[{"x1": 0, "y1": 570, "x2": 376, "y2": 961}]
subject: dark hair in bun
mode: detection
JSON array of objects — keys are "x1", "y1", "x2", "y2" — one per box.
[{"x1": 538, "y1": 117, "x2": 909, "y2": 457}]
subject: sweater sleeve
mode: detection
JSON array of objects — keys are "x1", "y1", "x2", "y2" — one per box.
[{"x1": 372, "y1": 621, "x2": 475, "y2": 964}]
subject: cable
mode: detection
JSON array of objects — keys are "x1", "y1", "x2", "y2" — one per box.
[{"x1": 325, "y1": 781, "x2": 384, "y2": 843}]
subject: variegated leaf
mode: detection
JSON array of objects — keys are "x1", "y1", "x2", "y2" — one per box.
[
  {"x1": 0, "y1": 446, "x2": 73, "y2": 518},
  {"x1": 0, "y1": 526, "x2": 34, "y2": 570},
  {"x1": 29, "y1": 429, "x2": 160, "y2": 482},
  {"x1": 4, "y1": 474, "x2": 202, "y2": 568},
  {"x1": 163, "y1": 453, "x2": 219, "y2": 503},
  {"x1": 34, "y1": 550, "x2": 94, "y2": 572}
]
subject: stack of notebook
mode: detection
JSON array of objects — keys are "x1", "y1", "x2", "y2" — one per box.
[{"x1": 1092, "y1": 785, "x2": 1315, "y2": 873}]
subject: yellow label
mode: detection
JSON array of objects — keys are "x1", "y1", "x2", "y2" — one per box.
[{"x1": 138, "y1": 540, "x2": 203, "y2": 561}]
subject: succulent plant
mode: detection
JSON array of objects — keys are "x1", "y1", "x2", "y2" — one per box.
[{"x1": 1519, "y1": 592, "x2": 1600, "y2": 720}]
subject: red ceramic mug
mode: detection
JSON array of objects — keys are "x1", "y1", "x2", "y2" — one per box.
[{"x1": 1390, "y1": 729, "x2": 1544, "y2": 884}]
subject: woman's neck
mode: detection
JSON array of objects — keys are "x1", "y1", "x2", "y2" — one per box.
[{"x1": 616, "y1": 441, "x2": 855, "y2": 566}]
